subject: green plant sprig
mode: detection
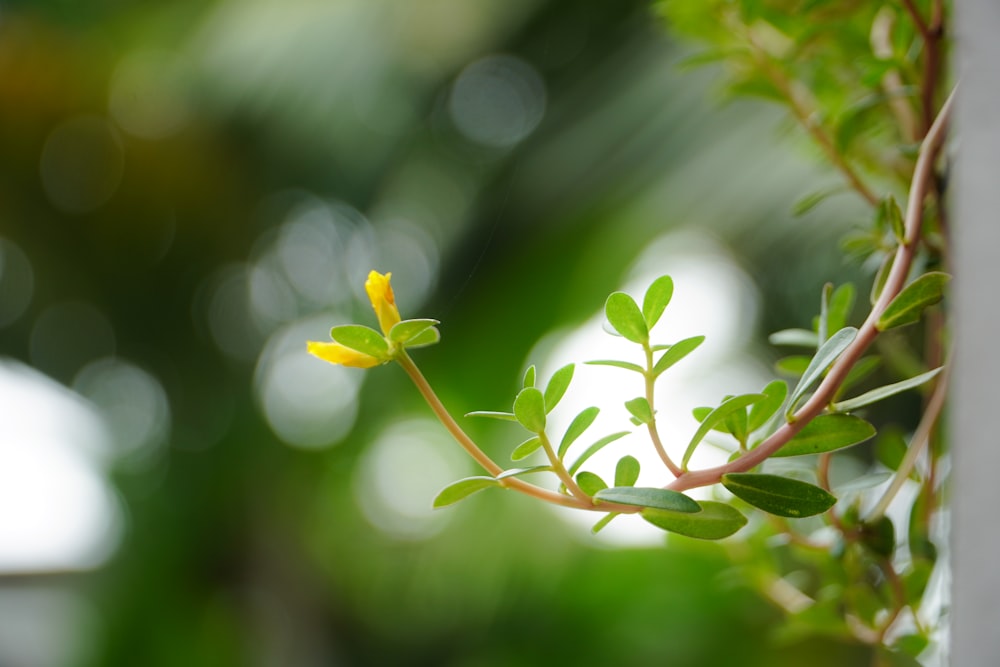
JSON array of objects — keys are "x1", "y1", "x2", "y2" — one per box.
[{"x1": 666, "y1": 85, "x2": 954, "y2": 494}]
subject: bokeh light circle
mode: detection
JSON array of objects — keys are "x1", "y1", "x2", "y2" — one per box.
[{"x1": 449, "y1": 54, "x2": 546, "y2": 148}]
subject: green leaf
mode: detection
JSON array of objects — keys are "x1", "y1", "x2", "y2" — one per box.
[
  {"x1": 544, "y1": 364, "x2": 575, "y2": 413},
  {"x1": 523, "y1": 365, "x2": 536, "y2": 388},
  {"x1": 432, "y1": 477, "x2": 501, "y2": 508},
  {"x1": 513, "y1": 387, "x2": 546, "y2": 433},
  {"x1": 792, "y1": 187, "x2": 845, "y2": 216},
  {"x1": 389, "y1": 319, "x2": 440, "y2": 345},
  {"x1": 510, "y1": 436, "x2": 542, "y2": 461},
  {"x1": 404, "y1": 326, "x2": 440, "y2": 348},
  {"x1": 614, "y1": 455, "x2": 640, "y2": 486},
  {"x1": 465, "y1": 411, "x2": 517, "y2": 421},
  {"x1": 576, "y1": 471, "x2": 608, "y2": 496},
  {"x1": 769, "y1": 329, "x2": 819, "y2": 348},
  {"x1": 585, "y1": 359, "x2": 644, "y2": 373},
  {"x1": 833, "y1": 367, "x2": 943, "y2": 413},
  {"x1": 329, "y1": 325, "x2": 389, "y2": 358},
  {"x1": 605, "y1": 292, "x2": 649, "y2": 344},
  {"x1": 875, "y1": 427, "x2": 909, "y2": 473},
  {"x1": 747, "y1": 380, "x2": 788, "y2": 432},
  {"x1": 870, "y1": 252, "x2": 895, "y2": 306},
  {"x1": 893, "y1": 634, "x2": 930, "y2": 659},
  {"x1": 625, "y1": 397, "x2": 653, "y2": 425},
  {"x1": 567, "y1": 431, "x2": 630, "y2": 475},
  {"x1": 775, "y1": 356, "x2": 810, "y2": 377},
  {"x1": 724, "y1": 405, "x2": 749, "y2": 443},
  {"x1": 826, "y1": 283, "x2": 856, "y2": 337},
  {"x1": 594, "y1": 487, "x2": 700, "y2": 512},
  {"x1": 682, "y1": 394, "x2": 764, "y2": 468},
  {"x1": 877, "y1": 272, "x2": 950, "y2": 330},
  {"x1": 721, "y1": 473, "x2": 836, "y2": 518},
  {"x1": 774, "y1": 414, "x2": 876, "y2": 457},
  {"x1": 691, "y1": 406, "x2": 714, "y2": 424},
  {"x1": 786, "y1": 327, "x2": 858, "y2": 417},
  {"x1": 818, "y1": 283, "x2": 832, "y2": 344},
  {"x1": 860, "y1": 516, "x2": 896, "y2": 558},
  {"x1": 642, "y1": 501, "x2": 747, "y2": 539},
  {"x1": 558, "y1": 407, "x2": 600, "y2": 458},
  {"x1": 496, "y1": 465, "x2": 551, "y2": 480},
  {"x1": 902, "y1": 560, "x2": 934, "y2": 606},
  {"x1": 642, "y1": 275, "x2": 674, "y2": 330},
  {"x1": 591, "y1": 513, "x2": 618, "y2": 534},
  {"x1": 879, "y1": 195, "x2": 906, "y2": 244},
  {"x1": 653, "y1": 335, "x2": 705, "y2": 376}
]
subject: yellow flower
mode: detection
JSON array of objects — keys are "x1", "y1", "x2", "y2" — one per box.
[
  {"x1": 365, "y1": 270, "x2": 400, "y2": 336},
  {"x1": 307, "y1": 341, "x2": 383, "y2": 369}
]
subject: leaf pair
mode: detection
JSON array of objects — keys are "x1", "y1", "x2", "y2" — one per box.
[
  {"x1": 330, "y1": 318, "x2": 441, "y2": 359},
  {"x1": 604, "y1": 275, "x2": 674, "y2": 344},
  {"x1": 467, "y1": 364, "x2": 576, "y2": 435}
]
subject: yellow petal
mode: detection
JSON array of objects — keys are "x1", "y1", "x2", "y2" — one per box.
[
  {"x1": 365, "y1": 270, "x2": 402, "y2": 335},
  {"x1": 307, "y1": 341, "x2": 382, "y2": 369}
]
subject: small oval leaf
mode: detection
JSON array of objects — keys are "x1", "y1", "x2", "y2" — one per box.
[
  {"x1": 769, "y1": 329, "x2": 819, "y2": 348},
  {"x1": 389, "y1": 319, "x2": 440, "y2": 344},
  {"x1": 605, "y1": 292, "x2": 649, "y2": 344},
  {"x1": 625, "y1": 397, "x2": 653, "y2": 424},
  {"x1": 614, "y1": 455, "x2": 640, "y2": 487},
  {"x1": 329, "y1": 325, "x2": 390, "y2": 358},
  {"x1": 775, "y1": 356, "x2": 810, "y2": 377},
  {"x1": 773, "y1": 414, "x2": 876, "y2": 457},
  {"x1": 653, "y1": 335, "x2": 705, "y2": 376},
  {"x1": 576, "y1": 471, "x2": 608, "y2": 496},
  {"x1": 748, "y1": 380, "x2": 788, "y2": 432},
  {"x1": 682, "y1": 394, "x2": 764, "y2": 469},
  {"x1": 511, "y1": 436, "x2": 542, "y2": 461},
  {"x1": 558, "y1": 407, "x2": 600, "y2": 458},
  {"x1": 593, "y1": 487, "x2": 700, "y2": 513},
  {"x1": 544, "y1": 364, "x2": 575, "y2": 413},
  {"x1": 826, "y1": 283, "x2": 856, "y2": 336},
  {"x1": 513, "y1": 387, "x2": 546, "y2": 433},
  {"x1": 642, "y1": 501, "x2": 748, "y2": 539},
  {"x1": 523, "y1": 365, "x2": 536, "y2": 388},
  {"x1": 722, "y1": 473, "x2": 836, "y2": 517},
  {"x1": 433, "y1": 477, "x2": 501, "y2": 508},
  {"x1": 642, "y1": 275, "x2": 674, "y2": 330},
  {"x1": 877, "y1": 272, "x2": 950, "y2": 331},
  {"x1": 404, "y1": 326, "x2": 440, "y2": 349}
]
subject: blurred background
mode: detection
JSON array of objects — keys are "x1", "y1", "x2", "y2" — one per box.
[{"x1": 0, "y1": 0, "x2": 880, "y2": 665}]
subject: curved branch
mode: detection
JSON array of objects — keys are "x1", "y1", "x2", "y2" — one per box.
[{"x1": 669, "y1": 86, "x2": 956, "y2": 493}]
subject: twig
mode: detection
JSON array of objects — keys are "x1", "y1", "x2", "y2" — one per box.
[
  {"x1": 644, "y1": 345, "x2": 683, "y2": 477},
  {"x1": 397, "y1": 352, "x2": 637, "y2": 513},
  {"x1": 669, "y1": 86, "x2": 955, "y2": 494},
  {"x1": 867, "y1": 362, "x2": 949, "y2": 520}
]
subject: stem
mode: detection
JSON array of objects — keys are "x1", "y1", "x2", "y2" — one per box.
[
  {"x1": 871, "y1": 7, "x2": 919, "y2": 144},
  {"x1": 668, "y1": 86, "x2": 955, "y2": 494},
  {"x1": 396, "y1": 352, "x2": 636, "y2": 513},
  {"x1": 539, "y1": 432, "x2": 589, "y2": 501},
  {"x1": 644, "y1": 344, "x2": 683, "y2": 477},
  {"x1": 867, "y1": 361, "x2": 949, "y2": 520}
]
